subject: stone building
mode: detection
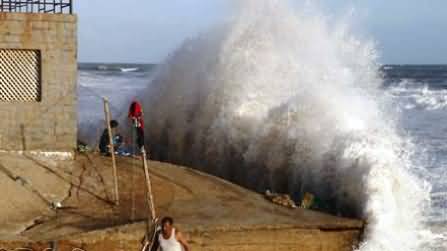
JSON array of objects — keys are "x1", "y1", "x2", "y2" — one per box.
[{"x1": 0, "y1": 1, "x2": 77, "y2": 153}]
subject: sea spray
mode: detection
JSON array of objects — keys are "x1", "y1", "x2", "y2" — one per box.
[{"x1": 126, "y1": 1, "x2": 437, "y2": 250}]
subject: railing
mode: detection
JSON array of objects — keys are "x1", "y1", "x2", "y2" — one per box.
[{"x1": 0, "y1": 0, "x2": 72, "y2": 14}]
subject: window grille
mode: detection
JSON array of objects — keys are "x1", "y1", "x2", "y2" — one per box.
[{"x1": 0, "y1": 49, "x2": 42, "y2": 102}]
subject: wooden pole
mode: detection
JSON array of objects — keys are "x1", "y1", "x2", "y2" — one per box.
[
  {"x1": 141, "y1": 147, "x2": 156, "y2": 220},
  {"x1": 103, "y1": 97, "x2": 119, "y2": 206},
  {"x1": 141, "y1": 147, "x2": 160, "y2": 251}
]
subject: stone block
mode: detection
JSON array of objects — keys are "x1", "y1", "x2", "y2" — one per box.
[
  {"x1": 31, "y1": 21, "x2": 50, "y2": 31},
  {"x1": 4, "y1": 35, "x2": 21, "y2": 43}
]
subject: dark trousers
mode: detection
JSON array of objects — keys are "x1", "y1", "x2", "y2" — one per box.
[{"x1": 136, "y1": 127, "x2": 144, "y2": 150}]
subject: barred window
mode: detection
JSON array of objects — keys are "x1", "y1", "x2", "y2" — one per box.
[{"x1": 0, "y1": 49, "x2": 42, "y2": 102}]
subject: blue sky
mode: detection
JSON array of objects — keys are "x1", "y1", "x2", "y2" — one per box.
[{"x1": 76, "y1": 0, "x2": 447, "y2": 64}]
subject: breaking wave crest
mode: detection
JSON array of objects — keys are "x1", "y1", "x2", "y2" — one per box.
[
  {"x1": 387, "y1": 80, "x2": 447, "y2": 111},
  {"x1": 135, "y1": 1, "x2": 440, "y2": 250}
]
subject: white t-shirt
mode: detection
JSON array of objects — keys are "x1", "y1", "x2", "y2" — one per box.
[{"x1": 158, "y1": 228, "x2": 183, "y2": 251}]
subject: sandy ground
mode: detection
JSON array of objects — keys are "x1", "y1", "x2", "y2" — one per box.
[{"x1": 0, "y1": 152, "x2": 363, "y2": 250}]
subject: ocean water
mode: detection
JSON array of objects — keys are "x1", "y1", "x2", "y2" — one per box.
[
  {"x1": 77, "y1": 63, "x2": 154, "y2": 144},
  {"x1": 383, "y1": 65, "x2": 447, "y2": 227},
  {"x1": 78, "y1": 2, "x2": 446, "y2": 250}
]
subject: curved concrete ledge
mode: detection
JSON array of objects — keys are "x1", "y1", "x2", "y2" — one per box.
[{"x1": 0, "y1": 153, "x2": 363, "y2": 251}]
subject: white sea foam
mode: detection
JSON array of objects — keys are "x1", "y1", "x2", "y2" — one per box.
[
  {"x1": 387, "y1": 80, "x2": 447, "y2": 111},
  {"x1": 133, "y1": 1, "x2": 443, "y2": 250}
]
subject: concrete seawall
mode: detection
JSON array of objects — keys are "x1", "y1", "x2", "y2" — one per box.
[{"x1": 0, "y1": 153, "x2": 363, "y2": 250}]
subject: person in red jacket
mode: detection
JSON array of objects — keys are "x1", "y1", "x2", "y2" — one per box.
[{"x1": 128, "y1": 100, "x2": 145, "y2": 153}]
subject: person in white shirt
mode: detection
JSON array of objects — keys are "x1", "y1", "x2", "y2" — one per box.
[{"x1": 151, "y1": 217, "x2": 190, "y2": 251}]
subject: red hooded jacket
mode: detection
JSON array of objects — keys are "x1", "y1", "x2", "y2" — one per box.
[{"x1": 128, "y1": 101, "x2": 144, "y2": 128}]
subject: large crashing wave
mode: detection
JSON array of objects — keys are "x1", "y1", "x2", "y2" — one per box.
[{"x1": 137, "y1": 1, "x2": 436, "y2": 250}]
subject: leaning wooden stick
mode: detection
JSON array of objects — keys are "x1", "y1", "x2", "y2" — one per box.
[
  {"x1": 141, "y1": 147, "x2": 159, "y2": 251},
  {"x1": 103, "y1": 97, "x2": 120, "y2": 206},
  {"x1": 142, "y1": 147, "x2": 156, "y2": 220}
]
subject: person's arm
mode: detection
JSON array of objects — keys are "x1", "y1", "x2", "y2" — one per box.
[{"x1": 176, "y1": 230, "x2": 190, "y2": 251}]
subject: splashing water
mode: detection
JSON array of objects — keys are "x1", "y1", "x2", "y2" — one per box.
[
  {"x1": 129, "y1": 1, "x2": 442, "y2": 250},
  {"x1": 387, "y1": 80, "x2": 447, "y2": 111}
]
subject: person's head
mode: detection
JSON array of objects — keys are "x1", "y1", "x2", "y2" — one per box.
[
  {"x1": 129, "y1": 101, "x2": 142, "y2": 117},
  {"x1": 161, "y1": 217, "x2": 174, "y2": 235},
  {"x1": 110, "y1": 120, "x2": 119, "y2": 128}
]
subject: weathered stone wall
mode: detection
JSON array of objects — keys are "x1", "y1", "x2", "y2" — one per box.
[{"x1": 0, "y1": 13, "x2": 77, "y2": 152}]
